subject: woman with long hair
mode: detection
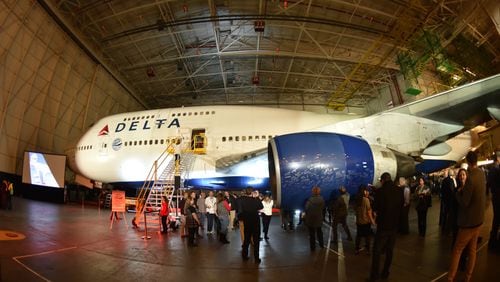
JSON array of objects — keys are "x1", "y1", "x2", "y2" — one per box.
[{"x1": 415, "y1": 177, "x2": 431, "y2": 237}]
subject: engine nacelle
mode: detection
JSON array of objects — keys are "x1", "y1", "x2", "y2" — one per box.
[{"x1": 268, "y1": 132, "x2": 413, "y2": 210}]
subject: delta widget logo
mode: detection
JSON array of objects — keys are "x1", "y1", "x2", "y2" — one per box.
[{"x1": 98, "y1": 125, "x2": 109, "y2": 136}]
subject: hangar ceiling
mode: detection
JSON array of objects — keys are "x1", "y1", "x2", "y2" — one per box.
[{"x1": 48, "y1": 0, "x2": 500, "y2": 110}]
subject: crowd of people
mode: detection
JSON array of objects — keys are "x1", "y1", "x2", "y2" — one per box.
[
  {"x1": 159, "y1": 187, "x2": 272, "y2": 263},
  {"x1": 298, "y1": 150, "x2": 498, "y2": 281}
]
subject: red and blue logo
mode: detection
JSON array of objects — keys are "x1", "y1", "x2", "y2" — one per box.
[{"x1": 98, "y1": 125, "x2": 109, "y2": 136}]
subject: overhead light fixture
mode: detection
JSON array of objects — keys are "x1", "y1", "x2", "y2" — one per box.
[{"x1": 464, "y1": 68, "x2": 476, "y2": 77}]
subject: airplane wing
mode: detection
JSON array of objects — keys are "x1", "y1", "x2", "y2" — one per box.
[
  {"x1": 387, "y1": 74, "x2": 500, "y2": 128},
  {"x1": 314, "y1": 74, "x2": 500, "y2": 158}
]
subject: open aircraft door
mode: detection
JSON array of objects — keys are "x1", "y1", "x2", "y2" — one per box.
[{"x1": 191, "y1": 129, "x2": 206, "y2": 154}]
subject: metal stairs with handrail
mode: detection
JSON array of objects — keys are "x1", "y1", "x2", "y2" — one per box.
[{"x1": 131, "y1": 142, "x2": 197, "y2": 232}]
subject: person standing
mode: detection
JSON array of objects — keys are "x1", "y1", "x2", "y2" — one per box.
[
  {"x1": 179, "y1": 192, "x2": 188, "y2": 238},
  {"x1": 332, "y1": 186, "x2": 353, "y2": 243},
  {"x1": 159, "y1": 196, "x2": 169, "y2": 234},
  {"x1": 240, "y1": 187, "x2": 264, "y2": 263},
  {"x1": 369, "y1": 172, "x2": 404, "y2": 281},
  {"x1": 448, "y1": 151, "x2": 486, "y2": 281},
  {"x1": 205, "y1": 191, "x2": 217, "y2": 234},
  {"x1": 451, "y1": 168, "x2": 468, "y2": 270},
  {"x1": 305, "y1": 186, "x2": 325, "y2": 251},
  {"x1": 261, "y1": 194, "x2": 274, "y2": 240},
  {"x1": 488, "y1": 151, "x2": 500, "y2": 251},
  {"x1": 5, "y1": 180, "x2": 13, "y2": 210},
  {"x1": 440, "y1": 169, "x2": 456, "y2": 233},
  {"x1": 415, "y1": 177, "x2": 431, "y2": 237},
  {"x1": 196, "y1": 191, "x2": 206, "y2": 236},
  {"x1": 173, "y1": 138, "x2": 182, "y2": 164},
  {"x1": 398, "y1": 177, "x2": 410, "y2": 234},
  {"x1": 185, "y1": 197, "x2": 201, "y2": 247},
  {"x1": 355, "y1": 185, "x2": 375, "y2": 254},
  {"x1": 216, "y1": 193, "x2": 231, "y2": 244},
  {"x1": 226, "y1": 191, "x2": 237, "y2": 231}
]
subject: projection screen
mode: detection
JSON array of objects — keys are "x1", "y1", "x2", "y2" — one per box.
[{"x1": 22, "y1": 151, "x2": 66, "y2": 188}]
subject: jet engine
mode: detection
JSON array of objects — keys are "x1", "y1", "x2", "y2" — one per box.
[{"x1": 268, "y1": 132, "x2": 414, "y2": 210}]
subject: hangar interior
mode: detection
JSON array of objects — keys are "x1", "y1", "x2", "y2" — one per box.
[
  {"x1": 1, "y1": 0, "x2": 499, "y2": 177},
  {"x1": 1, "y1": 1, "x2": 500, "y2": 282}
]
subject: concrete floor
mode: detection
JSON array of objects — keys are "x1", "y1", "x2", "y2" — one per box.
[{"x1": 1, "y1": 196, "x2": 499, "y2": 282}]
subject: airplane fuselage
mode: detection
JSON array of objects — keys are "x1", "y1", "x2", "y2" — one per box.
[{"x1": 73, "y1": 106, "x2": 356, "y2": 184}]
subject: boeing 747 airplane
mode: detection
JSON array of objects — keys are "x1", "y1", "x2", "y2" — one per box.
[{"x1": 69, "y1": 74, "x2": 500, "y2": 209}]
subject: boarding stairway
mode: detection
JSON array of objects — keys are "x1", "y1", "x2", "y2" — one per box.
[{"x1": 132, "y1": 143, "x2": 197, "y2": 233}]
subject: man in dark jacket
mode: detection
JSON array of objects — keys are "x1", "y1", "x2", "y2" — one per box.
[
  {"x1": 440, "y1": 169, "x2": 456, "y2": 233},
  {"x1": 240, "y1": 187, "x2": 264, "y2": 263},
  {"x1": 369, "y1": 172, "x2": 404, "y2": 281},
  {"x1": 305, "y1": 186, "x2": 325, "y2": 250}
]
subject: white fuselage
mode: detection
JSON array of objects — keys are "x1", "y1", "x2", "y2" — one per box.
[{"x1": 73, "y1": 106, "x2": 357, "y2": 183}]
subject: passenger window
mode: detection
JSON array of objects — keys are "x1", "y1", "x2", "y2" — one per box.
[
  {"x1": 139, "y1": 141, "x2": 142, "y2": 145},
  {"x1": 155, "y1": 140, "x2": 158, "y2": 145},
  {"x1": 268, "y1": 135, "x2": 272, "y2": 139},
  {"x1": 189, "y1": 112, "x2": 192, "y2": 116},
  {"x1": 222, "y1": 137, "x2": 226, "y2": 142},
  {"x1": 200, "y1": 112, "x2": 204, "y2": 115},
  {"x1": 212, "y1": 111, "x2": 215, "y2": 114},
  {"x1": 262, "y1": 135, "x2": 266, "y2": 139},
  {"x1": 177, "y1": 113, "x2": 181, "y2": 117},
  {"x1": 228, "y1": 136, "x2": 233, "y2": 141},
  {"x1": 132, "y1": 117, "x2": 136, "y2": 120},
  {"x1": 149, "y1": 140, "x2": 153, "y2": 145},
  {"x1": 235, "y1": 136, "x2": 240, "y2": 141},
  {"x1": 249, "y1": 136, "x2": 253, "y2": 141},
  {"x1": 134, "y1": 141, "x2": 137, "y2": 146},
  {"x1": 242, "y1": 136, "x2": 246, "y2": 141},
  {"x1": 160, "y1": 139, "x2": 164, "y2": 145},
  {"x1": 194, "y1": 112, "x2": 198, "y2": 116},
  {"x1": 255, "y1": 136, "x2": 260, "y2": 140},
  {"x1": 141, "y1": 116, "x2": 145, "y2": 119},
  {"x1": 144, "y1": 140, "x2": 148, "y2": 145},
  {"x1": 183, "y1": 113, "x2": 187, "y2": 116},
  {"x1": 206, "y1": 111, "x2": 209, "y2": 115}
]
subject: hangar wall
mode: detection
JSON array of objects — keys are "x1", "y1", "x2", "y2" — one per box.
[{"x1": 0, "y1": 1, "x2": 144, "y2": 175}]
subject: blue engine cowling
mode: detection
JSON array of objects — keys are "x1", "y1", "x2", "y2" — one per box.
[{"x1": 268, "y1": 132, "x2": 376, "y2": 210}]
